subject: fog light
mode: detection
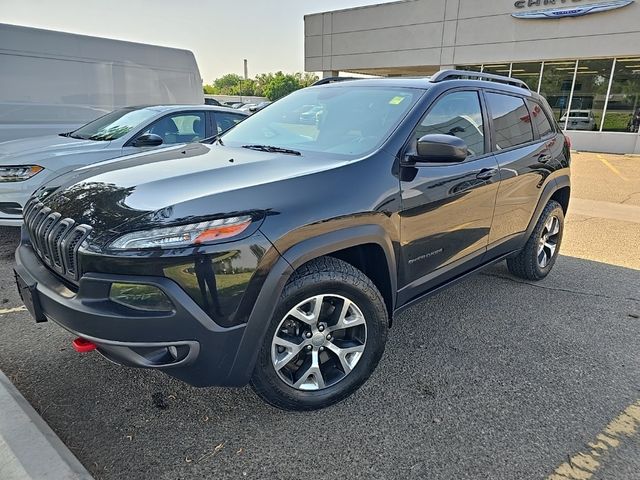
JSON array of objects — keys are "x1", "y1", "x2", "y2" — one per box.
[
  {"x1": 168, "y1": 346, "x2": 178, "y2": 359},
  {"x1": 109, "y1": 283, "x2": 174, "y2": 312}
]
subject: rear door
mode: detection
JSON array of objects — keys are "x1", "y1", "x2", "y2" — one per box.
[
  {"x1": 484, "y1": 91, "x2": 559, "y2": 251},
  {"x1": 398, "y1": 89, "x2": 500, "y2": 304}
]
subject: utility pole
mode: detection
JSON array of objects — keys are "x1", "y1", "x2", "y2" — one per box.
[{"x1": 243, "y1": 59, "x2": 248, "y2": 80}]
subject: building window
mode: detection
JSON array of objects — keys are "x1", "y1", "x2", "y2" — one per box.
[
  {"x1": 482, "y1": 64, "x2": 511, "y2": 76},
  {"x1": 602, "y1": 58, "x2": 640, "y2": 133},
  {"x1": 539, "y1": 61, "x2": 577, "y2": 123},
  {"x1": 456, "y1": 65, "x2": 482, "y2": 72},
  {"x1": 563, "y1": 59, "x2": 614, "y2": 132},
  {"x1": 510, "y1": 62, "x2": 542, "y2": 92}
]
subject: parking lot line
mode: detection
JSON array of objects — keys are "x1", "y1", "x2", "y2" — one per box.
[
  {"x1": 570, "y1": 198, "x2": 640, "y2": 224},
  {"x1": 597, "y1": 154, "x2": 628, "y2": 182},
  {"x1": 547, "y1": 399, "x2": 640, "y2": 479},
  {"x1": 0, "y1": 306, "x2": 26, "y2": 315}
]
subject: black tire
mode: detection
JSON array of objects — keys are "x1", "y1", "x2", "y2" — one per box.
[
  {"x1": 250, "y1": 256, "x2": 388, "y2": 411},
  {"x1": 507, "y1": 200, "x2": 564, "y2": 281}
]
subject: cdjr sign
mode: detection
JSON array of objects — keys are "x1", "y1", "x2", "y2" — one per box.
[{"x1": 512, "y1": 0, "x2": 634, "y2": 18}]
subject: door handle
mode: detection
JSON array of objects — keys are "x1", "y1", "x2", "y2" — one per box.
[{"x1": 476, "y1": 168, "x2": 498, "y2": 180}]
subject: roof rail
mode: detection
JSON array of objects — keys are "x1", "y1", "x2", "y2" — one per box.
[
  {"x1": 311, "y1": 76, "x2": 359, "y2": 86},
  {"x1": 430, "y1": 69, "x2": 530, "y2": 90}
]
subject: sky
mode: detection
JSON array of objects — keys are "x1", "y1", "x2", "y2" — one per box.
[{"x1": 0, "y1": 0, "x2": 398, "y2": 83}]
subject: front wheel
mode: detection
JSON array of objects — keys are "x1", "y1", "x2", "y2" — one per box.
[
  {"x1": 250, "y1": 257, "x2": 388, "y2": 411},
  {"x1": 507, "y1": 200, "x2": 564, "y2": 281}
]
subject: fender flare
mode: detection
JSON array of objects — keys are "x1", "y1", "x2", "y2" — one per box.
[
  {"x1": 225, "y1": 224, "x2": 397, "y2": 385},
  {"x1": 523, "y1": 174, "x2": 570, "y2": 241},
  {"x1": 281, "y1": 224, "x2": 397, "y2": 295}
]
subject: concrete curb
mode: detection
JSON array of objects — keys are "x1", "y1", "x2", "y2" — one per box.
[{"x1": 0, "y1": 370, "x2": 93, "y2": 480}]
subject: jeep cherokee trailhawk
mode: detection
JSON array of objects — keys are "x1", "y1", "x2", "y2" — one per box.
[{"x1": 15, "y1": 71, "x2": 570, "y2": 410}]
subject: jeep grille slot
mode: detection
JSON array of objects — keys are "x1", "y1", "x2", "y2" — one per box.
[{"x1": 23, "y1": 198, "x2": 92, "y2": 282}]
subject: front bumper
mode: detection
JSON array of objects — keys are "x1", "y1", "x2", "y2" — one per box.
[
  {"x1": 14, "y1": 243, "x2": 251, "y2": 387},
  {"x1": 0, "y1": 216, "x2": 24, "y2": 227},
  {"x1": 0, "y1": 174, "x2": 50, "y2": 226}
]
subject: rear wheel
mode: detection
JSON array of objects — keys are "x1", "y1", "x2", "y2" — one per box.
[
  {"x1": 507, "y1": 200, "x2": 564, "y2": 280},
  {"x1": 250, "y1": 257, "x2": 388, "y2": 411}
]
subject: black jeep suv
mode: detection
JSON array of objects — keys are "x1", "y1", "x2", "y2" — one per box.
[{"x1": 15, "y1": 71, "x2": 570, "y2": 410}]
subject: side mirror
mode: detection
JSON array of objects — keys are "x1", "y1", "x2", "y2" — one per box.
[
  {"x1": 412, "y1": 134, "x2": 468, "y2": 163},
  {"x1": 132, "y1": 133, "x2": 163, "y2": 148}
]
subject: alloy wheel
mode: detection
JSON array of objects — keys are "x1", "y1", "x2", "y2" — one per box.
[
  {"x1": 537, "y1": 215, "x2": 560, "y2": 268},
  {"x1": 271, "y1": 294, "x2": 367, "y2": 391}
]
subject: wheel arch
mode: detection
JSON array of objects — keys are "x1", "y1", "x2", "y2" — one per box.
[
  {"x1": 281, "y1": 225, "x2": 397, "y2": 318},
  {"x1": 524, "y1": 174, "x2": 570, "y2": 241},
  {"x1": 550, "y1": 184, "x2": 571, "y2": 214},
  {"x1": 225, "y1": 225, "x2": 397, "y2": 386}
]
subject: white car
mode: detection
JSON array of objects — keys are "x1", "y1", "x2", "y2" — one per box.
[
  {"x1": 560, "y1": 110, "x2": 597, "y2": 131},
  {"x1": 0, "y1": 105, "x2": 247, "y2": 226}
]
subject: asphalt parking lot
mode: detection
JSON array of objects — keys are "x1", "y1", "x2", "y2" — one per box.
[{"x1": 0, "y1": 152, "x2": 638, "y2": 480}]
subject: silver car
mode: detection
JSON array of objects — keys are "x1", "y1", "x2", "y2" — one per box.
[
  {"x1": 560, "y1": 110, "x2": 597, "y2": 131},
  {"x1": 0, "y1": 105, "x2": 247, "y2": 226}
]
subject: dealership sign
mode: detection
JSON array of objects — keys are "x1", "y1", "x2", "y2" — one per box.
[{"x1": 513, "y1": 0, "x2": 634, "y2": 18}]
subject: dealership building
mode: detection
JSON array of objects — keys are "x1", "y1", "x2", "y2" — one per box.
[{"x1": 304, "y1": 0, "x2": 640, "y2": 154}]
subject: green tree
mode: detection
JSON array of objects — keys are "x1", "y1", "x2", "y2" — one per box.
[
  {"x1": 263, "y1": 72, "x2": 302, "y2": 101},
  {"x1": 203, "y1": 84, "x2": 216, "y2": 94},
  {"x1": 214, "y1": 73, "x2": 244, "y2": 94},
  {"x1": 231, "y1": 78, "x2": 257, "y2": 96},
  {"x1": 295, "y1": 72, "x2": 319, "y2": 88},
  {"x1": 204, "y1": 71, "x2": 317, "y2": 99},
  {"x1": 253, "y1": 73, "x2": 275, "y2": 97}
]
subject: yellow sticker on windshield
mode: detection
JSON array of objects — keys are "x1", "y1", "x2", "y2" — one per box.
[{"x1": 389, "y1": 96, "x2": 406, "y2": 105}]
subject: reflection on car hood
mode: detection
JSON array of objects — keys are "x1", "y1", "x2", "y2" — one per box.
[
  {"x1": 0, "y1": 134, "x2": 112, "y2": 167},
  {"x1": 37, "y1": 142, "x2": 349, "y2": 235}
]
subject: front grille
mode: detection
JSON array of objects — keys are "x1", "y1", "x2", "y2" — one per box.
[{"x1": 23, "y1": 198, "x2": 92, "y2": 283}]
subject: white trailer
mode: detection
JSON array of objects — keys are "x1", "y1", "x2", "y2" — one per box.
[{"x1": 0, "y1": 23, "x2": 203, "y2": 142}]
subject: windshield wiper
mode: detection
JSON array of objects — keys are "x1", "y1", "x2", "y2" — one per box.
[
  {"x1": 242, "y1": 144, "x2": 301, "y2": 156},
  {"x1": 60, "y1": 132, "x2": 87, "y2": 140}
]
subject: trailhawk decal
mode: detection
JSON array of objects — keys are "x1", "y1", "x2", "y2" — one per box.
[{"x1": 512, "y1": 0, "x2": 633, "y2": 19}]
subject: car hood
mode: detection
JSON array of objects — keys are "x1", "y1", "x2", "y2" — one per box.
[
  {"x1": 36, "y1": 142, "x2": 349, "y2": 239},
  {"x1": 0, "y1": 135, "x2": 112, "y2": 168}
]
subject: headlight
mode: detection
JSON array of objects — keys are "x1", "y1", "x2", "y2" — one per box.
[
  {"x1": 0, "y1": 165, "x2": 43, "y2": 182},
  {"x1": 109, "y1": 216, "x2": 252, "y2": 250}
]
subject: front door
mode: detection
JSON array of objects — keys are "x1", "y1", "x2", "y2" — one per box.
[
  {"x1": 123, "y1": 111, "x2": 208, "y2": 156},
  {"x1": 398, "y1": 90, "x2": 500, "y2": 304}
]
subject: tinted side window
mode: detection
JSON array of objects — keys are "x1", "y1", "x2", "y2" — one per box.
[
  {"x1": 216, "y1": 112, "x2": 245, "y2": 134},
  {"x1": 144, "y1": 112, "x2": 206, "y2": 145},
  {"x1": 486, "y1": 93, "x2": 534, "y2": 150},
  {"x1": 528, "y1": 101, "x2": 554, "y2": 138},
  {"x1": 414, "y1": 91, "x2": 485, "y2": 157}
]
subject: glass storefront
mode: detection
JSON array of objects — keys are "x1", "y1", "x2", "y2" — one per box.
[
  {"x1": 482, "y1": 64, "x2": 511, "y2": 76},
  {"x1": 457, "y1": 64, "x2": 482, "y2": 72},
  {"x1": 568, "y1": 59, "x2": 613, "y2": 131},
  {"x1": 604, "y1": 58, "x2": 640, "y2": 132},
  {"x1": 538, "y1": 61, "x2": 576, "y2": 123},
  {"x1": 510, "y1": 62, "x2": 542, "y2": 93},
  {"x1": 456, "y1": 57, "x2": 640, "y2": 134}
]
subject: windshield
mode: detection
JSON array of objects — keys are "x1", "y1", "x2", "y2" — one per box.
[
  {"x1": 221, "y1": 85, "x2": 421, "y2": 158},
  {"x1": 69, "y1": 108, "x2": 159, "y2": 141}
]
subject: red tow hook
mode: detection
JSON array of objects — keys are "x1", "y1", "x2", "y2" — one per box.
[{"x1": 72, "y1": 337, "x2": 97, "y2": 353}]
